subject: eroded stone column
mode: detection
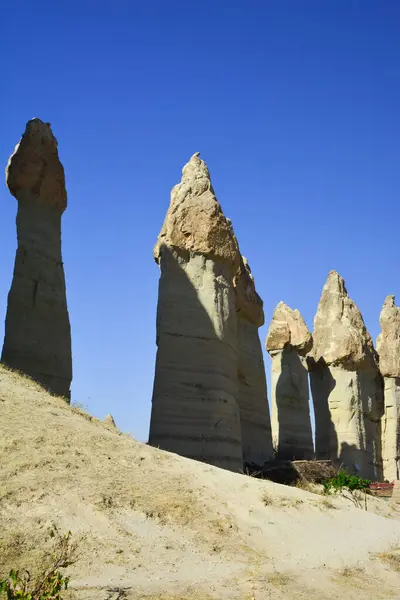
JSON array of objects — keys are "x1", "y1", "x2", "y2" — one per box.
[
  {"x1": 308, "y1": 271, "x2": 383, "y2": 480},
  {"x1": 266, "y1": 302, "x2": 314, "y2": 460},
  {"x1": 148, "y1": 153, "x2": 243, "y2": 471},
  {"x1": 2, "y1": 119, "x2": 72, "y2": 399},
  {"x1": 376, "y1": 295, "x2": 400, "y2": 481},
  {"x1": 234, "y1": 257, "x2": 273, "y2": 465}
]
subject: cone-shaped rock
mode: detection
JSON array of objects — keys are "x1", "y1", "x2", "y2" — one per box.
[
  {"x1": 2, "y1": 119, "x2": 72, "y2": 399},
  {"x1": 266, "y1": 302, "x2": 314, "y2": 460},
  {"x1": 377, "y1": 295, "x2": 400, "y2": 481},
  {"x1": 104, "y1": 414, "x2": 117, "y2": 429},
  {"x1": 234, "y1": 256, "x2": 273, "y2": 465},
  {"x1": 149, "y1": 153, "x2": 243, "y2": 471},
  {"x1": 308, "y1": 271, "x2": 383, "y2": 479}
]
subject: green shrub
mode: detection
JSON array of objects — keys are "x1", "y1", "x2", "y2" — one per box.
[
  {"x1": 0, "y1": 529, "x2": 77, "y2": 600},
  {"x1": 322, "y1": 470, "x2": 370, "y2": 495}
]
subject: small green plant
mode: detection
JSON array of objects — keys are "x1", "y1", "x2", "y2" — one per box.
[
  {"x1": 323, "y1": 470, "x2": 370, "y2": 494},
  {"x1": 0, "y1": 529, "x2": 78, "y2": 600},
  {"x1": 323, "y1": 469, "x2": 370, "y2": 509}
]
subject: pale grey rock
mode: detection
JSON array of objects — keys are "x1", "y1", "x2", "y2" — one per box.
[
  {"x1": 149, "y1": 153, "x2": 243, "y2": 472},
  {"x1": 2, "y1": 119, "x2": 72, "y2": 399},
  {"x1": 376, "y1": 295, "x2": 400, "y2": 378},
  {"x1": 266, "y1": 302, "x2": 314, "y2": 460},
  {"x1": 308, "y1": 271, "x2": 383, "y2": 479},
  {"x1": 391, "y1": 480, "x2": 400, "y2": 506},
  {"x1": 234, "y1": 257, "x2": 273, "y2": 465},
  {"x1": 377, "y1": 296, "x2": 400, "y2": 481}
]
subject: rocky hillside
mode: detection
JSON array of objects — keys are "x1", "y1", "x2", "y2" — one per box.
[{"x1": 1, "y1": 365, "x2": 400, "y2": 600}]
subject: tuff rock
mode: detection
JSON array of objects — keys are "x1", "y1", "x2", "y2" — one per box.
[
  {"x1": 308, "y1": 271, "x2": 383, "y2": 479},
  {"x1": 149, "y1": 153, "x2": 243, "y2": 471},
  {"x1": 266, "y1": 302, "x2": 314, "y2": 460},
  {"x1": 234, "y1": 256, "x2": 273, "y2": 464},
  {"x1": 2, "y1": 119, "x2": 72, "y2": 399},
  {"x1": 377, "y1": 296, "x2": 400, "y2": 481}
]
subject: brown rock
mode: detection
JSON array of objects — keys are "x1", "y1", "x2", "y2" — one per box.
[
  {"x1": 266, "y1": 301, "x2": 312, "y2": 356},
  {"x1": 376, "y1": 295, "x2": 400, "y2": 378}
]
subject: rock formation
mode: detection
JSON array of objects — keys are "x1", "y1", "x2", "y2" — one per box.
[
  {"x1": 2, "y1": 119, "x2": 72, "y2": 399},
  {"x1": 234, "y1": 256, "x2": 273, "y2": 465},
  {"x1": 376, "y1": 295, "x2": 400, "y2": 481},
  {"x1": 104, "y1": 414, "x2": 117, "y2": 429},
  {"x1": 308, "y1": 271, "x2": 383, "y2": 479},
  {"x1": 148, "y1": 153, "x2": 243, "y2": 471},
  {"x1": 266, "y1": 302, "x2": 314, "y2": 460}
]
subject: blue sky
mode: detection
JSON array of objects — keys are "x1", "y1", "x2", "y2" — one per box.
[{"x1": 1, "y1": 1, "x2": 399, "y2": 442}]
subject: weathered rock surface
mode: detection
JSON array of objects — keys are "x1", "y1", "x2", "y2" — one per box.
[
  {"x1": 308, "y1": 271, "x2": 383, "y2": 479},
  {"x1": 104, "y1": 414, "x2": 117, "y2": 429},
  {"x1": 377, "y1": 296, "x2": 400, "y2": 481},
  {"x1": 2, "y1": 119, "x2": 72, "y2": 399},
  {"x1": 266, "y1": 302, "x2": 314, "y2": 460},
  {"x1": 234, "y1": 257, "x2": 273, "y2": 465},
  {"x1": 149, "y1": 153, "x2": 243, "y2": 472}
]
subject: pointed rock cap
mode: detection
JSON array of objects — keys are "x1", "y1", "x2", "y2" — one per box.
[
  {"x1": 104, "y1": 414, "x2": 117, "y2": 429},
  {"x1": 376, "y1": 295, "x2": 400, "y2": 377},
  {"x1": 266, "y1": 301, "x2": 312, "y2": 355},
  {"x1": 154, "y1": 153, "x2": 240, "y2": 269},
  {"x1": 310, "y1": 270, "x2": 377, "y2": 369},
  {"x1": 6, "y1": 118, "x2": 67, "y2": 211},
  {"x1": 234, "y1": 256, "x2": 264, "y2": 327}
]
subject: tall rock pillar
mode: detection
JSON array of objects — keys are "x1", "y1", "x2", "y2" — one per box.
[
  {"x1": 149, "y1": 153, "x2": 243, "y2": 471},
  {"x1": 266, "y1": 302, "x2": 314, "y2": 460},
  {"x1": 376, "y1": 295, "x2": 400, "y2": 481},
  {"x1": 234, "y1": 257, "x2": 273, "y2": 465},
  {"x1": 2, "y1": 119, "x2": 72, "y2": 399},
  {"x1": 308, "y1": 271, "x2": 383, "y2": 479}
]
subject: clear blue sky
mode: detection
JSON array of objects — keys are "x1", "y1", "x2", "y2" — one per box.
[{"x1": 1, "y1": 1, "x2": 399, "y2": 442}]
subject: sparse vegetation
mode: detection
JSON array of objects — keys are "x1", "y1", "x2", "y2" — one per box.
[
  {"x1": 0, "y1": 528, "x2": 78, "y2": 600},
  {"x1": 375, "y1": 548, "x2": 400, "y2": 571},
  {"x1": 266, "y1": 571, "x2": 293, "y2": 586},
  {"x1": 322, "y1": 469, "x2": 370, "y2": 509}
]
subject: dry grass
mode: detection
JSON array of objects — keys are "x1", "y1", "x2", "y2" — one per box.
[
  {"x1": 375, "y1": 548, "x2": 400, "y2": 571},
  {"x1": 266, "y1": 571, "x2": 293, "y2": 586},
  {"x1": 261, "y1": 491, "x2": 303, "y2": 509},
  {"x1": 320, "y1": 498, "x2": 337, "y2": 510},
  {"x1": 293, "y1": 460, "x2": 339, "y2": 484}
]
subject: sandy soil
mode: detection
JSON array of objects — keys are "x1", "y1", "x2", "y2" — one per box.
[{"x1": 1, "y1": 364, "x2": 400, "y2": 599}]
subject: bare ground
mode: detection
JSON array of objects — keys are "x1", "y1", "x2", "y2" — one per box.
[{"x1": 1, "y1": 364, "x2": 400, "y2": 599}]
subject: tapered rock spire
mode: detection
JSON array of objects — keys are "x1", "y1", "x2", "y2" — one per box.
[
  {"x1": 149, "y1": 153, "x2": 243, "y2": 471},
  {"x1": 377, "y1": 295, "x2": 400, "y2": 481},
  {"x1": 308, "y1": 271, "x2": 383, "y2": 479},
  {"x1": 2, "y1": 119, "x2": 72, "y2": 399},
  {"x1": 266, "y1": 302, "x2": 314, "y2": 460},
  {"x1": 234, "y1": 256, "x2": 273, "y2": 465}
]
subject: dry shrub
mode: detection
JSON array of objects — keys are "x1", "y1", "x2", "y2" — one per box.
[
  {"x1": 293, "y1": 460, "x2": 340, "y2": 485},
  {"x1": 375, "y1": 548, "x2": 400, "y2": 571}
]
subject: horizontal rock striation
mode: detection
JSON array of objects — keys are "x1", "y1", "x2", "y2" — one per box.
[
  {"x1": 308, "y1": 271, "x2": 383, "y2": 479},
  {"x1": 234, "y1": 256, "x2": 273, "y2": 465},
  {"x1": 2, "y1": 118, "x2": 72, "y2": 399},
  {"x1": 377, "y1": 295, "x2": 400, "y2": 481},
  {"x1": 149, "y1": 153, "x2": 243, "y2": 471},
  {"x1": 266, "y1": 302, "x2": 314, "y2": 460}
]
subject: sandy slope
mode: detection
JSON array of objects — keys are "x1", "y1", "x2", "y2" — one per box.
[{"x1": 1, "y1": 365, "x2": 400, "y2": 600}]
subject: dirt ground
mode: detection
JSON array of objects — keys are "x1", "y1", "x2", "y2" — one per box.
[{"x1": 1, "y1": 364, "x2": 400, "y2": 600}]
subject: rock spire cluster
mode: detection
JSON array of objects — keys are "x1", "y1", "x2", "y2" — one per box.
[
  {"x1": 2, "y1": 118, "x2": 72, "y2": 399},
  {"x1": 2, "y1": 123, "x2": 399, "y2": 483}
]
